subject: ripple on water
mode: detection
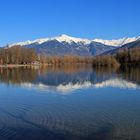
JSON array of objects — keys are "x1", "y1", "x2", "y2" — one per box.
[{"x1": 0, "y1": 87, "x2": 140, "y2": 140}]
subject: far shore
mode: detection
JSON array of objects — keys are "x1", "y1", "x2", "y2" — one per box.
[
  {"x1": 0, "y1": 63, "x2": 91, "y2": 68},
  {"x1": 0, "y1": 64, "x2": 42, "y2": 68},
  {"x1": 0, "y1": 63, "x2": 139, "y2": 68}
]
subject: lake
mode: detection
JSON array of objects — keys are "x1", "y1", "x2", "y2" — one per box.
[{"x1": 0, "y1": 65, "x2": 140, "y2": 140}]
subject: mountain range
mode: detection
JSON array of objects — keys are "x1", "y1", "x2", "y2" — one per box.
[{"x1": 5, "y1": 34, "x2": 140, "y2": 56}]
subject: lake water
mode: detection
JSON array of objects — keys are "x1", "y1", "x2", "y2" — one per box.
[{"x1": 0, "y1": 66, "x2": 140, "y2": 140}]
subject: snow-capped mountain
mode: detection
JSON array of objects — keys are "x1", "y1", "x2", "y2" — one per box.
[
  {"x1": 9, "y1": 34, "x2": 91, "y2": 47},
  {"x1": 6, "y1": 34, "x2": 140, "y2": 56},
  {"x1": 9, "y1": 34, "x2": 140, "y2": 47},
  {"x1": 103, "y1": 39, "x2": 140, "y2": 55},
  {"x1": 93, "y1": 36, "x2": 140, "y2": 47}
]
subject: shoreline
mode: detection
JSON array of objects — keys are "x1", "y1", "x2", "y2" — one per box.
[
  {"x1": 0, "y1": 63, "x2": 139, "y2": 68},
  {"x1": 0, "y1": 64, "x2": 40, "y2": 68},
  {"x1": 0, "y1": 63, "x2": 91, "y2": 68}
]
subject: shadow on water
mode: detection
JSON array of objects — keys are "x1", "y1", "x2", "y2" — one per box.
[{"x1": 119, "y1": 66, "x2": 140, "y2": 85}]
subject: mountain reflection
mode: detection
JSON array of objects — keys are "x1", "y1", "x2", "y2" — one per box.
[{"x1": 0, "y1": 66, "x2": 140, "y2": 93}]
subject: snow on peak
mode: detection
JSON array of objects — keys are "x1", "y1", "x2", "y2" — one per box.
[
  {"x1": 8, "y1": 34, "x2": 91, "y2": 47},
  {"x1": 9, "y1": 38, "x2": 49, "y2": 47},
  {"x1": 93, "y1": 36, "x2": 140, "y2": 46},
  {"x1": 53, "y1": 34, "x2": 91, "y2": 44},
  {"x1": 8, "y1": 34, "x2": 140, "y2": 47}
]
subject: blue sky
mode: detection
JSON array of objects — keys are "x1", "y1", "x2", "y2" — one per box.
[{"x1": 0, "y1": 0, "x2": 140, "y2": 46}]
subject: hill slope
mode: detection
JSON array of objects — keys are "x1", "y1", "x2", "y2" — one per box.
[{"x1": 5, "y1": 34, "x2": 140, "y2": 56}]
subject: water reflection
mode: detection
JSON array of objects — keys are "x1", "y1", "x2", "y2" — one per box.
[
  {"x1": 0, "y1": 66, "x2": 140, "y2": 140},
  {"x1": 0, "y1": 66, "x2": 140, "y2": 93}
]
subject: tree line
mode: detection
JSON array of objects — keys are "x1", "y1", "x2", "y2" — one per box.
[
  {"x1": 0, "y1": 46, "x2": 37, "y2": 64},
  {"x1": 38, "y1": 55, "x2": 93, "y2": 65},
  {"x1": 0, "y1": 45, "x2": 139, "y2": 67},
  {"x1": 116, "y1": 47, "x2": 140, "y2": 66}
]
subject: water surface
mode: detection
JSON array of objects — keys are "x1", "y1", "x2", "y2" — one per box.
[{"x1": 0, "y1": 66, "x2": 140, "y2": 140}]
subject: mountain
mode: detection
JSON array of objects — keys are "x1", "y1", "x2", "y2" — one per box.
[
  {"x1": 9, "y1": 34, "x2": 90, "y2": 47},
  {"x1": 93, "y1": 36, "x2": 140, "y2": 46},
  {"x1": 9, "y1": 34, "x2": 140, "y2": 47},
  {"x1": 102, "y1": 40, "x2": 140, "y2": 55},
  {"x1": 6, "y1": 34, "x2": 140, "y2": 56}
]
